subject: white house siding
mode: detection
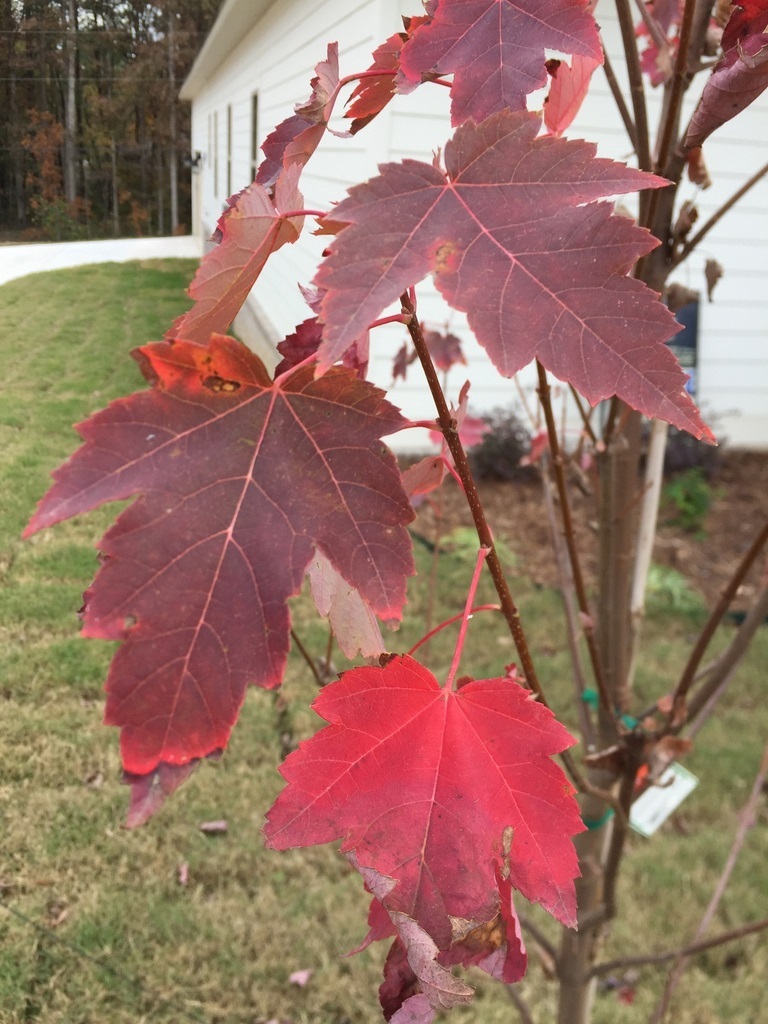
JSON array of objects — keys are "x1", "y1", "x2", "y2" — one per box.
[{"x1": 183, "y1": 1, "x2": 768, "y2": 450}]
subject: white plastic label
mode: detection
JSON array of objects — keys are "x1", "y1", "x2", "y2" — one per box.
[{"x1": 630, "y1": 763, "x2": 699, "y2": 837}]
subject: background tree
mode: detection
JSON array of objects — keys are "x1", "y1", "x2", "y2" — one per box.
[{"x1": 0, "y1": 0, "x2": 218, "y2": 240}]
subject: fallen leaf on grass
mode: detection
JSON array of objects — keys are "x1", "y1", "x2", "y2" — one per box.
[
  {"x1": 199, "y1": 820, "x2": 228, "y2": 835},
  {"x1": 288, "y1": 969, "x2": 313, "y2": 986}
]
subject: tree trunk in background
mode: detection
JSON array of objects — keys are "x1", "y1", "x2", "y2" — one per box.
[
  {"x1": 63, "y1": 0, "x2": 78, "y2": 204},
  {"x1": 156, "y1": 146, "x2": 164, "y2": 235},
  {"x1": 168, "y1": 5, "x2": 179, "y2": 233},
  {"x1": 111, "y1": 138, "x2": 119, "y2": 236}
]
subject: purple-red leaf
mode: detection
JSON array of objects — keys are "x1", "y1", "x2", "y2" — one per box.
[
  {"x1": 371, "y1": 867, "x2": 526, "y2": 1019},
  {"x1": 401, "y1": 456, "x2": 448, "y2": 506},
  {"x1": 256, "y1": 44, "x2": 341, "y2": 188},
  {"x1": 544, "y1": 52, "x2": 601, "y2": 136},
  {"x1": 26, "y1": 335, "x2": 414, "y2": 784},
  {"x1": 686, "y1": 9, "x2": 768, "y2": 149},
  {"x1": 264, "y1": 654, "x2": 584, "y2": 942},
  {"x1": 345, "y1": 17, "x2": 429, "y2": 134},
  {"x1": 400, "y1": 0, "x2": 601, "y2": 125},
  {"x1": 315, "y1": 109, "x2": 713, "y2": 441},
  {"x1": 424, "y1": 328, "x2": 465, "y2": 371},
  {"x1": 168, "y1": 169, "x2": 304, "y2": 344},
  {"x1": 123, "y1": 760, "x2": 200, "y2": 829}
]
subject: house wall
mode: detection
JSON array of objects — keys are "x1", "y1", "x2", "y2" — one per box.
[{"x1": 186, "y1": 1, "x2": 768, "y2": 450}]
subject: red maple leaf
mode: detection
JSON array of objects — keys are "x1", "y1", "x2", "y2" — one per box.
[
  {"x1": 424, "y1": 328, "x2": 466, "y2": 371},
  {"x1": 264, "y1": 654, "x2": 584, "y2": 945},
  {"x1": 400, "y1": 0, "x2": 601, "y2": 125},
  {"x1": 400, "y1": 456, "x2": 448, "y2": 506},
  {"x1": 544, "y1": 52, "x2": 602, "y2": 136},
  {"x1": 345, "y1": 16, "x2": 430, "y2": 135},
  {"x1": 167, "y1": 167, "x2": 304, "y2": 344},
  {"x1": 275, "y1": 315, "x2": 369, "y2": 379},
  {"x1": 256, "y1": 44, "x2": 341, "y2": 189},
  {"x1": 722, "y1": 1, "x2": 768, "y2": 52},
  {"x1": 315, "y1": 109, "x2": 713, "y2": 442},
  {"x1": 25, "y1": 335, "x2": 414, "y2": 785},
  {"x1": 686, "y1": 3, "x2": 768, "y2": 148}
]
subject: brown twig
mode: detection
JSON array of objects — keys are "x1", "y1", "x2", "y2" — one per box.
[
  {"x1": 401, "y1": 293, "x2": 545, "y2": 702},
  {"x1": 654, "y1": 0, "x2": 696, "y2": 177},
  {"x1": 685, "y1": 581, "x2": 768, "y2": 727},
  {"x1": 540, "y1": 458, "x2": 596, "y2": 748},
  {"x1": 590, "y1": 916, "x2": 768, "y2": 978},
  {"x1": 649, "y1": 740, "x2": 768, "y2": 1023},
  {"x1": 507, "y1": 985, "x2": 537, "y2": 1024},
  {"x1": 537, "y1": 362, "x2": 612, "y2": 721},
  {"x1": 667, "y1": 519, "x2": 768, "y2": 728},
  {"x1": 598, "y1": 736, "x2": 646, "y2": 922},
  {"x1": 290, "y1": 628, "x2": 325, "y2": 688},
  {"x1": 568, "y1": 385, "x2": 599, "y2": 448},
  {"x1": 518, "y1": 912, "x2": 560, "y2": 973},
  {"x1": 632, "y1": 0, "x2": 669, "y2": 52},
  {"x1": 324, "y1": 626, "x2": 335, "y2": 677},
  {"x1": 601, "y1": 45, "x2": 638, "y2": 153},
  {"x1": 673, "y1": 160, "x2": 768, "y2": 267},
  {"x1": 616, "y1": 0, "x2": 652, "y2": 177}
]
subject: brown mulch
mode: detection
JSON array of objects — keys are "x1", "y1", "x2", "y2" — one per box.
[{"x1": 414, "y1": 450, "x2": 768, "y2": 613}]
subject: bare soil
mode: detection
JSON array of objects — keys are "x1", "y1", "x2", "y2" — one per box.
[{"x1": 415, "y1": 450, "x2": 768, "y2": 613}]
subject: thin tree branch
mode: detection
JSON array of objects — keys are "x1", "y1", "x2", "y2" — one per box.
[
  {"x1": 590, "y1": 917, "x2": 768, "y2": 978},
  {"x1": 507, "y1": 985, "x2": 537, "y2": 1024},
  {"x1": 518, "y1": 912, "x2": 560, "y2": 973},
  {"x1": 601, "y1": 45, "x2": 638, "y2": 153},
  {"x1": 568, "y1": 384, "x2": 599, "y2": 448},
  {"x1": 685, "y1": 581, "x2": 768, "y2": 727},
  {"x1": 632, "y1": 0, "x2": 669, "y2": 52},
  {"x1": 598, "y1": 736, "x2": 646, "y2": 921},
  {"x1": 649, "y1": 740, "x2": 768, "y2": 1023},
  {"x1": 401, "y1": 293, "x2": 545, "y2": 702},
  {"x1": 540, "y1": 459, "x2": 596, "y2": 748},
  {"x1": 654, "y1": 0, "x2": 696, "y2": 176},
  {"x1": 673, "y1": 160, "x2": 768, "y2": 266},
  {"x1": 636, "y1": 576, "x2": 768, "y2": 727},
  {"x1": 616, "y1": 0, "x2": 652, "y2": 176},
  {"x1": 667, "y1": 519, "x2": 768, "y2": 727},
  {"x1": 290, "y1": 628, "x2": 325, "y2": 688},
  {"x1": 537, "y1": 362, "x2": 612, "y2": 722}
]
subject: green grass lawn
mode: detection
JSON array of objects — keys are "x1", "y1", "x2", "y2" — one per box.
[{"x1": 0, "y1": 261, "x2": 766, "y2": 1023}]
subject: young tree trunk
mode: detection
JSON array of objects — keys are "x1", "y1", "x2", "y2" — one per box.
[{"x1": 556, "y1": 413, "x2": 644, "y2": 1023}]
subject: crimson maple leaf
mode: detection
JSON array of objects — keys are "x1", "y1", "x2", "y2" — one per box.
[
  {"x1": 167, "y1": 168, "x2": 304, "y2": 344},
  {"x1": 315, "y1": 109, "x2": 713, "y2": 442},
  {"x1": 25, "y1": 335, "x2": 414, "y2": 784},
  {"x1": 400, "y1": 0, "x2": 602, "y2": 125},
  {"x1": 264, "y1": 655, "x2": 584, "y2": 948}
]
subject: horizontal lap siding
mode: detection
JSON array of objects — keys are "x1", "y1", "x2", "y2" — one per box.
[{"x1": 189, "y1": 2, "x2": 768, "y2": 449}]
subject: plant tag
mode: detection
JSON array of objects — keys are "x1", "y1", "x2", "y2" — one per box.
[{"x1": 630, "y1": 763, "x2": 699, "y2": 837}]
